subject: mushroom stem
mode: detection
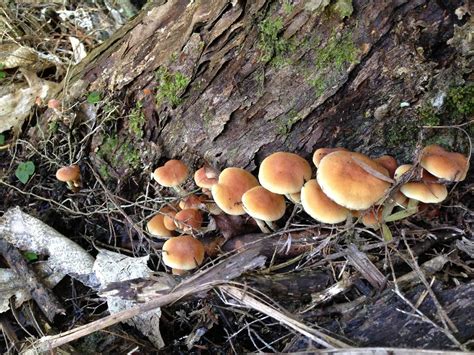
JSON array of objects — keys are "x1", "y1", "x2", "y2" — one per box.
[
  {"x1": 171, "y1": 185, "x2": 187, "y2": 196},
  {"x1": 264, "y1": 220, "x2": 278, "y2": 231},
  {"x1": 171, "y1": 268, "x2": 187, "y2": 276},
  {"x1": 72, "y1": 178, "x2": 81, "y2": 188},
  {"x1": 205, "y1": 202, "x2": 223, "y2": 215},
  {"x1": 254, "y1": 218, "x2": 271, "y2": 233},
  {"x1": 285, "y1": 193, "x2": 300, "y2": 204}
]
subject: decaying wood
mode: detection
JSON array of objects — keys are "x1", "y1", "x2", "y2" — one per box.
[
  {"x1": 28, "y1": 248, "x2": 266, "y2": 352},
  {"x1": 0, "y1": 239, "x2": 65, "y2": 322},
  {"x1": 59, "y1": 0, "x2": 470, "y2": 173},
  {"x1": 288, "y1": 281, "x2": 474, "y2": 351}
]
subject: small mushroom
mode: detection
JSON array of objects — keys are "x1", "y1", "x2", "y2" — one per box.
[
  {"x1": 162, "y1": 235, "x2": 205, "y2": 274},
  {"x1": 174, "y1": 208, "x2": 203, "y2": 232},
  {"x1": 374, "y1": 155, "x2": 398, "y2": 178},
  {"x1": 211, "y1": 167, "x2": 259, "y2": 215},
  {"x1": 147, "y1": 214, "x2": 173, "y2": 238},
  {"x1": 56, "y1": 165, "x2": 81, "y2": 191},
  {"x1": 258, "y1": 152, "x2": 312, "y2": 199},
  {"x1": 242, "y1": 186, "x2": 286, "y2": 232},
  {"x1": 395, "y1": 164, "x2": 448, "y2": 203},
  {"x1": 152, "y1": 159, "x2": 188, "y2": 195},
  {"x1": 300, "y1": 179, "x2": 349, "y2": 224},
  {"x1": 420, "y1": 145, "x2": 469, "y2": 181},
  {"x1": 312, "y1": 147, "x2": 348, "y2": 168}
]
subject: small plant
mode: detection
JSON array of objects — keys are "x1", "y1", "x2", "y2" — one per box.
[
  {"x1": 15, "y1": 161, "x2": 35, "y2": 184},
  {"x1": 282, "y1": 0, "x2": 294, "y2": 14},
  {"x1": 23, "y1": 251, "x2": 38, "y2": 262},
  {"x1": 98, "y1": 135, "x2": 140, "y2": 171},
  {"x1": 129, "y1": 101, "x2": 146, "y2": 138},
  {"x1": 258, "y1": 17, "x2": 286, "y2": 62},
  {"x1": 87, "y1": 91, "x2": 102, "y2": 104},
  {"x1": 155, "y1": 67, "x2": 190, "y2": 107},
  {"x1": 0, "y1": 63, "x2": 6, "y2": 79},
  {"x1": 0, "y1": 134, "x2": 4, "y2": 145}
]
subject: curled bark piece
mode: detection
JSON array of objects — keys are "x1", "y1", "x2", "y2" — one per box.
[{"x1": 0, "y1": 207, "x2": 98, "y2": 288}]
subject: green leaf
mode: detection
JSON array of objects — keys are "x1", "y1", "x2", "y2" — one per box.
[
  {"x1": 0, "y1": 134, "x2": 4, "y2": 145},
  {"x1": 15, "y1": 161, "x2": 35, "y2": 184},
  {"x1": 381, "y1": 223, "x2": 393, "y2": 242},
  {"x1": 87, "y1": 91, "x2": 101, "y2": 104},
  {"x1": 23, "y1": 251, "x2": 38, "y2": 262},
  {"x1": 0, "y1": 63, "x2": 5, "y2": 79}
]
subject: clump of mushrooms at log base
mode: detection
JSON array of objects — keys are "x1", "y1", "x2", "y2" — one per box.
[{"x1": 54, "y1": 144, "x2": 461, "y2": 275}]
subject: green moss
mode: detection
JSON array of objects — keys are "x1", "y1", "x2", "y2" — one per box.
[
  {"x1": 282, "y1": 0, "x2": 294, "y2": 14},
  {"x1": 258, "y1": 17, "x2": 286, "y2": 63},
  {"x1": 155, "y1": 67, "x2": 190, "y2": 107},
  {"x1": 98, "y1": 135, "x2": 140, "y2": 172},
  {"x1": 417, "y1": 105, "x2": 440, "y2": 127},
  {"x1": 309, "y1": 31, "x2": 359, "y2": 96},
  {"x1": 98, "y1": 165, "x2": 110, "y2": 180},
  {"x1": 446, "y1": 84, "x2": 474, "y2": 118},
  {"x1": 278, "y1": 110, "x2": 301, "y2": 135},
  {"x1": 385, "y1": 119, "x2": 418, "y2": 148},
  {"x1": 331, "y1": 0, "x2": 353, "y2": 19},
  {"x1": 129, "y1": 101, "x2": 145, "y2": 138}
]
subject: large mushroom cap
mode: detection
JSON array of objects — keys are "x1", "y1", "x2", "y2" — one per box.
[
  {"x1": 162, "y1": 235, "x2": 205, "y2": 270},
  {"x1": 153, "y1": 159, "x2": 188, "y2": 187},
  {"x1": 317, "y1": 151, "x2": 391, "y2": 210},
  {"x1": 258, "y1": 152, "x2": 312, "y2": 194},
  {"x1": 301, "y1": 179, "x2": 349, "y2": 223},
  {"x1": 211, "y1": 167, "x2": 259, "y2": 215},
  {"x1": 242, "y1": 186, "x2": 286, "y2": 221},
  {"x1": 147, "y1": 214, "x2": 173, "y2": 238},
  {"x1": 420, "y1": 145, "x2": 469, "y2": 181},
  {"x1": 56, "y1": 165, "x2": 80, "y2": 182}
]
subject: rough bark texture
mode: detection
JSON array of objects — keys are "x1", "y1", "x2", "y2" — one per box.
[
  {"x1": 287, "y1": 281, "x2": 474, "y2": 351},
  {"x1": 64, "y1": 0, "x2": 471, "y2": 174}
]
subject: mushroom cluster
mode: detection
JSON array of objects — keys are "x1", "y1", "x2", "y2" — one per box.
[
  {"x1": 144, "y1": 143, "x2": 469, "y2": 274},
  {"x1": 51, "y1": 142, "x2": 468, "y2": 276}
]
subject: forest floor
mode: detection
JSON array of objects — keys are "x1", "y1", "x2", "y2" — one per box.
[{"x1": 0, "y1": 1, "x2": 473, "y2": 353}]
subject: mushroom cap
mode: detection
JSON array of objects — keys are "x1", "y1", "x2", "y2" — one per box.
[
  {"x1": 162, "y1": 235, "x2": 205, "y2": 270},
  {"x1": 194, "y1": 167, "x2": 218, "y2": 189},
  {"x1": 179, "y1": 194, "x2": 206, "y2": 210},
  {"x1": 258, "y1": 152, "x2": 312, "y2": 194},
  {"x1": 301, "y1": 179, "x2": 349, "y2": 223},
  {"x1": 211, "y1": 167, "x2": 259, "y2": 215},
  {"x1": 394, "y1": 164, "x2": 413, "y2": 181},
  {"x1": 374, "y1": 155, "x2": 398, "y2": 178},
  {"x1": 56, "y1": 165, "x2": 80, "y2": 182},
  {"x1": 312, "y1": 147, "x2": 348, "y2": 168},
  {"x1": 317, "y1": 151, "x2": 391, "y2": 210},
  {"x1": 147, "y1": 214, "x2": 173, "y2": 238},
  {"x1": 174, "y1": 208, "x2": 203, "y2": 231},
  {"x1": 361, "y1": 208, "x2": 384, "y2": 229},
  {"x1": 242, "y1": 186, "x2": 286, "y2": 221},
  {"x1": 420, "y1": 145, "x2": 469, "y2": 181},
  {"x1": 153, "y1": 159, "x2": 188, "y2": 187},
  {"x1": 400, "y1": 182, "x2": 447, "y2": 203},
  {"x1": 163, "y1": 211, "x2": 177, "y2": 231}
]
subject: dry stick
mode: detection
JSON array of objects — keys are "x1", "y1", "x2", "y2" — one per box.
[
  {"x1": 0, "y1": 238, "x2": 65, "y2": 322},
  {"x1": 29, "y1": 248, "x2": 265, "y2": 352},
  {"x1": 219, "y1": 284, "x2": 349, "y2": 349},
  {"x1": 86, "y1": 161, "x2": 146, "y2": 240},
  {"x1": 400, "y1": 232, "x2": 458, "y2": 333}
]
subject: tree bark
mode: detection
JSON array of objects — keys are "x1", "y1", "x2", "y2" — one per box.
[{"x1": 62, "y1": 0, "x2": 470, "y2": 174}]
